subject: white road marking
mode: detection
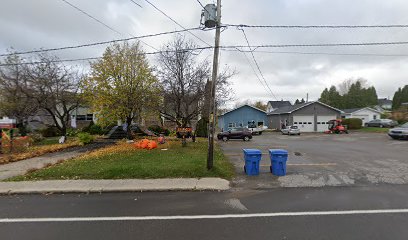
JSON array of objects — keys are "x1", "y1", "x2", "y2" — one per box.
[{"x1": 2, "y1": 209, "x2": 408, "y2": 223}]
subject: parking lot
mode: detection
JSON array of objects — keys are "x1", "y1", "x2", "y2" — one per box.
[{"x1": 219, "y1": 131, "x2": 408, "y2": 189}]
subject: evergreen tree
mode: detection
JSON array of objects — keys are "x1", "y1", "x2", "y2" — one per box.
[
  {"x1": 294, "y1": 99, "x2": 300, "y2": 104},
  {"x1": 300, "y1": 98, "x2": 305, "y2": 103}
]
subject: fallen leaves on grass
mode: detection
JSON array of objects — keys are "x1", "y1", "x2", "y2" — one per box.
[{"x1": 0, "y1": 140, "x2": 81, "y2": 164}]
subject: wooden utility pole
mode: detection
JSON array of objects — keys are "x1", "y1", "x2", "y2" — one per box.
[{"x1": 207, "y1": 0, "x2": 221, "y2": 170}]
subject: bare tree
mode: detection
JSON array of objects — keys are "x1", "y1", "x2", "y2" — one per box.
[
  {"x1": 157, "y1": 36, "x2": 235, "y2": 127},
  {"x1": 22, "y1": 54, "x2": 83, "y2": 137},
  {"x1": 338, "y1": 78, "x2": 368, "y2": 95},
  {"x1": 156, "y1": 36, "x2": 209, "y2": 127},
  {"x1": 0, "y1": 54, "x2": 39, "y2": 134}
]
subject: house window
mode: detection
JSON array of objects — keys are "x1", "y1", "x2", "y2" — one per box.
[
  {"x1": 303, "y1": 122, "x2": 307, "y2": 124},
  {"x1": 373, "y1": 115, "x2": 377, "y2": 120},
  {"x1": 308, "y1": 122, "x2": 312, "y2": 124},
  {"x1": 294, "y1": 122, "x2": 298, "y2": 124},
  {"x1": 228, "y1": 122, "x2": 235, "y2": 128},
  {"x1": 76, "y1": 115, "x2": 86, "y2": 121},
  {"x1": 257, "y1": 121, "x2": 264, "y2": 127},
  {"x1": 86, "y1": 114, "x2": 93, "y2": 121},
  {"x1": 317, "y1": 122, "x2": 321, "y2": 124}
]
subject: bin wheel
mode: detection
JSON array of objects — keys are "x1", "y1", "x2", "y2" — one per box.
[
  {"x1": 270, "y1": 166, "x2": 273, "y2": 173},
  {"x1": 244, "y1": 166, "x2": 246, "y2": 173}
]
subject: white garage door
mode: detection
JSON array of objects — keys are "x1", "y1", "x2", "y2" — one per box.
[
  {"x1": 293, "y1": 115, "x2": 314, "y2": 132},
  {"x1": 317, "y1": 116, "x2": 336, "y2": 132}
]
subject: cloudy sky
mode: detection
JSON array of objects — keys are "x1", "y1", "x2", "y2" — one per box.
[{"x1": 1, "y1": 0, "x2": 408, "y2": 107}]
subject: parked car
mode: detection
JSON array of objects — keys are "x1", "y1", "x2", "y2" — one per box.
[
  {"x1": 246, "y1": 121, "x2": 268, "y2": 135},
  {"x1": 281, "y1": 125, "x2": 301, "y2": 135},
  {"x1": 388, "y1": 123, "x2": 408, "y2": 140},
  {"x1": 365, "y1": 119, "x2": 398, "y2": 128},
  {"x1": 217, "y1": 127, "x2": 252, "y2": 141}
]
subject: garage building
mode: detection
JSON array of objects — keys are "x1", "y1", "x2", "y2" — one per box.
[
  {"x1": 218, "y1": 104, "x2": 268, "y2": 131},
  {"x1": 267, "y1": 101, "x2": 342, "y2": 132}
]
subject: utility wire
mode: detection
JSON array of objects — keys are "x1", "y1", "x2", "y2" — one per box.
[
  {"x1": 5, "y1": 43, "x2": 408, "y2": 67},
  {"x1": 61, "y1": 0, "x2": 123, "y2": 36},
  {"x1": 239, "y1": 28, "x2": 278, "y2": 100},
  {"x1": 144, "y1": 0, "x2": 212, "y2": 47},
  {"x1": 0, "y1": 28, "x2": 201, "y2": 57},
  {"x1": 129, "y1": 0, "x2": 142, "y2": 8},
  {"x1": 0, "y1": 48, "x2": 213, "y2": 67},
  {"x1": 236, "y1": 49, "x2": 408, "y2": 57},
  {"x1": 62, "y1": 0, "x2": 157, "y2": 51},
  {"x1": 225, "y1": 23, "x2": 408, "y2": 29},
  {"x1": 4, "y1": 39, "x2": 408, "y2": 58}
]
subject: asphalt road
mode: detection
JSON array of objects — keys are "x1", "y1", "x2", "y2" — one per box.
[
  {"x1": 220, "y1": 132, "x2": 408, "y2": 189},
  {"x1": 2, "y1": 185, "x2": 408, "y2": 239}
]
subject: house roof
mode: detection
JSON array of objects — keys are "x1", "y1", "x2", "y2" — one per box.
[
  {"x1": 378, "y1": 98, "x2": 392, "y2": 105},
  {"x1": 220, "y1": 104, "x2": 266, "y2": 116},
  {"x1": 342, "y1": 107, "x2": 382, "y2": 114},
  {"x1": 267, "y1": 101, "x2": 342, "y2": 115},
  {"x1": 267, "y1": 100, "x2": 292, "y2": 109}
]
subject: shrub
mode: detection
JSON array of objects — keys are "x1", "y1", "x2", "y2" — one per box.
[
  {"x1": 39, "y1": 126, "x2": 61, "y2": 137},
  {"x1": 195, "y1": 118, "x2": 208, "y2": 137},
  {"x1": 29, "y1": 133, "x2": 45, "y2": 143},
  {"x1": 77, "y1": 132, "x2": 94, "y2": 145},
  {"x1": 67, "y1": 128, "x2": 79, "y2": 137},
  {"x1": 148, "y1": 125, "x2": 170, "y2": 136},
  {"x1": 342, "y1": 118, "x2": 362, "y2": 129}
]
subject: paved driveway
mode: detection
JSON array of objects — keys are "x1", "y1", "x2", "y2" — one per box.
[{"x1": 219, "y1": 132, "x2": 408, "y2": 189}]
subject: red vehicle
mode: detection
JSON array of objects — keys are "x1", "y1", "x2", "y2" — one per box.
[{"x1": 325, "y1": 119, "x2": 348, "y2": 134}]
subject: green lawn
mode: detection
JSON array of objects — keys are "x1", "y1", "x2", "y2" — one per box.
[
  {"x1": 355, "y1": 127, "x2": 390, "y2": 133},
  {"x1": 8, "y1": 140, "x2": 234, "y2": 181}
]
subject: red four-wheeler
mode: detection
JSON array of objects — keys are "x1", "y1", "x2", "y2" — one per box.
[{"x1": 325, "y1": 119, "x2": 349, "y2": 134}]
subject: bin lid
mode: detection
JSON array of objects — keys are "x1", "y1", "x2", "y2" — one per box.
[
  {"x1": 243, "y1": 149, "x2": 262, "y2": 155},
  {"x1": 268, "y1": 149, "x2": 288, "y2": 155}
]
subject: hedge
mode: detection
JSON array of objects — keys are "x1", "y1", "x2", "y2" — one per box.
[{"x1": 342, "y1": 118, "x2": 362, "y2": 129}]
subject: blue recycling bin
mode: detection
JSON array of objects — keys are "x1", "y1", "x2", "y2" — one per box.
[
  {"x1": 269, "y1": 149, "x2": 288, "y2": 176},
  {"x1": 243, "y1": 149, "x2": 262, "y2": 176}
]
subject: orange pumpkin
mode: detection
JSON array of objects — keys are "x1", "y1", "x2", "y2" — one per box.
[{"x1": 147, "y1": 140, "x2": 157, "y2": 150}]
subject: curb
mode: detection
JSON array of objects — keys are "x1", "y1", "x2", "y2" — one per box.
[{"x1": 0, "y1": 178, "x2": 230, "y2": 194}]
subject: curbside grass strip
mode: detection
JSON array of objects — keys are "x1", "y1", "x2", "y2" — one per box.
[{"x1": 0, "y1": 178, "x2": 230, "y2": 194}]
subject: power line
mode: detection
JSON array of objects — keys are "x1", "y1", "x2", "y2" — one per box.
[
  {"x1": 61, "y1": 0, "x2": 123, "y2": 36},
  {"x1": 4, "y1": 39, "x2": 408, "y2": 58},
  {"x1": 143, "y1": 0, "x2": 212, "y2": 47},
  {"x1": 62, "y1": 0, "x2": 157, "y2": 51},
  {"x1": 129, "y1": 0, "x2": 142, "y2": 8},
  {"x1": 0, "y1": 28, "x2": 201, "y2": 57},
  {"x1": 239, "y1": 28, "x2": 278, "y2": 100},
  {"x1": 235, "y1": 49, "x2": 408, "y2": 57},
  {"x1": 0, "y1": 48, "x2": 213, "y2": 67},
  {"x1": 196, "y1": 0, "x2": 206, "y2": 9},
  {"x1": 225, "y1": 23, "x2": 408, "y2": 29}
]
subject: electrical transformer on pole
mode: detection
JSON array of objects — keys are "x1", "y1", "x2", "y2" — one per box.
[{"x1": 202, "y1": 0, "x2": 221, "y2": 170}]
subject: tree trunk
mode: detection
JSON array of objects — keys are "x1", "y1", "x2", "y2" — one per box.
[{"x1": 126, "y1": 116, "x2": 132, "y2": 139}]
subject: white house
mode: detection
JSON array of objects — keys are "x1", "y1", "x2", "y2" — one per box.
[{"x1": 341, "y1": 107, "x2": 382, "y2": 126}]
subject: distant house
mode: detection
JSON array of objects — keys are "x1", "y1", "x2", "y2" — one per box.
[
  {"x1": 341, "y1": 107, "x2": 382, "y2": 126},
  {"x1": 266, "y1": 100, "x2": 292, "y2": 113},
  {"x1": 378, "y1": 98, "x2": 392, "y2": 110},
  {"x1": 218, "y1": 105, "x2": 268, "y2": 131},
  {"x1": 267, "y1": 101, "x2": 342, "y2": 132}
]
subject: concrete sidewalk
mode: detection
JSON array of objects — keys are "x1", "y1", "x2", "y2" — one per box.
[{"x1": 0, "y1": 178, "x2": 230, "y2": 194}]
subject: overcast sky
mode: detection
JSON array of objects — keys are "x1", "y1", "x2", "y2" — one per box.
[{"x1": 1, "y1": 0, "x2": 408, "y2": 108}]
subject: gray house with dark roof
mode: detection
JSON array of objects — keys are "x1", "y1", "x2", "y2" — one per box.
[
  {"x1": 267, "y1": 101, "x2": 342, "y2": 132},
  {"x1": 266, "y1": 100, "x2": 292, "y2": 113}
]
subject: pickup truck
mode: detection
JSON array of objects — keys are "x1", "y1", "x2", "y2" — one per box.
[{"x1": 246, "y1": 121, "x2": 268, "y2": 135}]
